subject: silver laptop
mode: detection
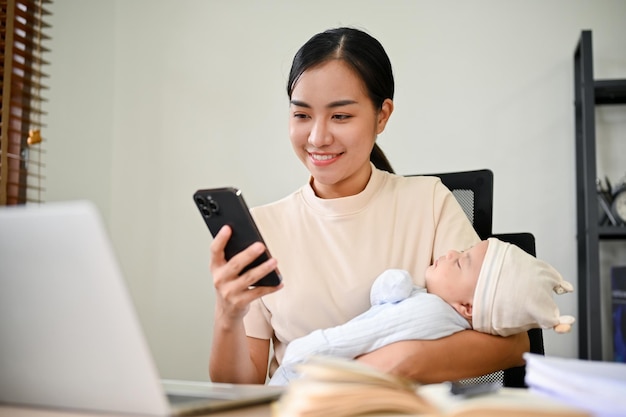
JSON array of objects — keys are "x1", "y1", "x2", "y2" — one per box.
[{"x1": 0, "y1": 201, "x2": 283, "y2": 416}]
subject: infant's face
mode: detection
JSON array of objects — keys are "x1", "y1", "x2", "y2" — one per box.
[{"x1": 424, "y1": 240, "x2": 489, "y2": 309}]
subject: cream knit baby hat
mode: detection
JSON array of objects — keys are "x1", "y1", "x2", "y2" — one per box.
[{"x1": 472, "y1": 238, "x2": 575, "y2": 337}]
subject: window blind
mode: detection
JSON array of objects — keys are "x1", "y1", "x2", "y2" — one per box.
[{"x1": 0, "y1": 0, "x2": 52, "y2": 205}]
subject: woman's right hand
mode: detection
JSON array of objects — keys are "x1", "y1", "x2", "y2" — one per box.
[
  {"x1": 209, "y1": 225, "x2": 282, "y2": 321},
  {"x1": 209, "y1": 225, "x2": 280, "y2": 383}
]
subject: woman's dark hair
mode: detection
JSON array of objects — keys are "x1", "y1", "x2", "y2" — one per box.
[{"x1": 287, "y1": 27, "x2": 395, "y2": 174}]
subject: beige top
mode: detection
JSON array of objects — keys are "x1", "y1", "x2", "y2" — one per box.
[{"x1": 246, "y1": 166, "x2": 479, "y2": 376}]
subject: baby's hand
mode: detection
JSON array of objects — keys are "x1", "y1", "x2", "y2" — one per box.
[{"x1": 370, "y1": 269, "x2": 414, "y2": 305}]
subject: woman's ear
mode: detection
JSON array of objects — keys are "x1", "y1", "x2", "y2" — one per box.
[{"x1": 376, "y1": 98, "x2": 394, "y2": 134}]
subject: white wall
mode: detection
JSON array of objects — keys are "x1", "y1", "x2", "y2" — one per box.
[{"x1": 45, "y1": 0, "x2": 626, "y2": 381}]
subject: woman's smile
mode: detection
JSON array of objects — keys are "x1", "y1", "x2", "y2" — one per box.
[{"x1": 308, "y1": 152, "x2": 344, "y2": 165}]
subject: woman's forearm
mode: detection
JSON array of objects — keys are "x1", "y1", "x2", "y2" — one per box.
[
  {"x1": 357, "y1": 330, "x2": 529, "y2": 384},
  {"x1": 208, "y1": 311, "x2": 268, "y2": 384}
]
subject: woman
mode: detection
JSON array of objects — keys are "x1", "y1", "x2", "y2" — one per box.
[{"x1": 208, "y1": 27, "x2": 528, "y2": 384}]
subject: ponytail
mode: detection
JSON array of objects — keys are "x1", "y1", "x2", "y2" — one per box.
[{"x1": 370, "y1": 143, "x2": 394, "y2": 174}]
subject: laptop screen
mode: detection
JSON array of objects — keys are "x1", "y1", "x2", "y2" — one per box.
[{"x1": 0, "y1": 201, "x2": 283, "y2": 415}]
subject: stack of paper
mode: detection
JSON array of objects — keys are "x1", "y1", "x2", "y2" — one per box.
[{"x1": 524, "y1": 353, "x2": 626, "y2": 417}]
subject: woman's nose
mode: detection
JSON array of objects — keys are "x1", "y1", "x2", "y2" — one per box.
[{"x1": 308, "y1": 120, "x2": 332, "y2": 147}]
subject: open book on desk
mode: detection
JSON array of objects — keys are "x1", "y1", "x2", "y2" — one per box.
[{"x1": 271, "y1": 356, "x2": 590, "y2": 417}]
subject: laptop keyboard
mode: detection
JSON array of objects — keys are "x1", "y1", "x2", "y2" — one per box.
[{"x1": 168, "y1": 393, "x2": 222, "y2": 405}]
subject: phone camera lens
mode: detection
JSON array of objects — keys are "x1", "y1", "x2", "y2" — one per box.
[
  {"x1": 208, "y1": 198, "x2": 220, "y2": 214},
  {"x1": 195, "y1": 195, "x2": 212, "y2": 218}
]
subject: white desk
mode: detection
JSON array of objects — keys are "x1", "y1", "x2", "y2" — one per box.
[
  {"x1": 0, "y1": 385, "x2": 593, "y2": 417},
  {"x1": 0, "y1": 403, "x2": 272, "y2": 417}
]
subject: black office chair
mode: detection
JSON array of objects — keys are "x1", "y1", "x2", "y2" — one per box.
[
  {"x1": 410, "y1": 170, "x2": 543, "y2": 388},
  {"x1": 412, "y1": 169, "x2": 493, "y2": 240}
]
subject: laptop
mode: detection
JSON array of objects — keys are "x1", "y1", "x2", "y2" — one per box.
[{"x1": 0, "y1": 201, "x2": 284, "y2": 416}]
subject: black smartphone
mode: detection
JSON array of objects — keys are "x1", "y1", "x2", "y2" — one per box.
[
  {"x1": 449, "y1": 380, "x2": 500, "y2": 397},
  {"x1": 193, "y1": 187, "x2": 282, "y2": 287}
]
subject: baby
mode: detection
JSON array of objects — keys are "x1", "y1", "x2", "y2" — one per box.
[{"x1": 269, "y1": 238, "x2": 575, "y2": 385}]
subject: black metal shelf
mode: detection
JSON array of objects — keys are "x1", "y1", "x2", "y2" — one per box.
[
  {"x1": 599, "y1": 226, "x2": 626, "y2": 239},
  {"x1": 595, "y1": 79, "x2": 626, "y2": 104},
  {"x1": 574, "y1": 30, "x2": 626, "y2": 361}
]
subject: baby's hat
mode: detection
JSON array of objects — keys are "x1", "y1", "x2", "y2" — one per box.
[{"x1": 472, "y1": 238, "x2": 575, "y2": 337}]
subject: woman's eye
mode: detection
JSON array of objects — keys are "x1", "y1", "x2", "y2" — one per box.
[
  {"x1": 332, "y1": 114, "x2": 351, "y2": 121},
  {"x1": 293, "y1": 113, "x2": 309, "y2": 119}
]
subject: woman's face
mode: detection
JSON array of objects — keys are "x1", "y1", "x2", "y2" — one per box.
[{"x1": 289, "y1": 59, "x2": 392, "y2": 199}]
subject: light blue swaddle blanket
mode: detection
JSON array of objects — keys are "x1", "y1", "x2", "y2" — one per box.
[{"x1": 269, "y1": 269, "x2": 470, "y2": 385}]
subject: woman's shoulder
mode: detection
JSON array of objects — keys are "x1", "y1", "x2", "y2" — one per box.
[
  {"x1": 374, "y1": 171, "x2": 459, "y2": 220},
  {"x1": 378, "y1": 170, "x2": 448, "y2": 195},
  {"x1": 386, "y1": 172, "x2": 441, "y2": 186}
]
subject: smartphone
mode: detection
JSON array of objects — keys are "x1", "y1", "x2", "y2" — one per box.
[
  {"x1": 449, "y1": 380, "x2": 500, "y2": 397},
  {"x1": 193, "y1": 187, "x2": 282, "y2": 287}
]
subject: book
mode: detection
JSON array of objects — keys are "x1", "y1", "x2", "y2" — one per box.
[
  {"x1": 524, "y1": 352, "x2": 626, "y2": 417},
  {"x1": 612, "y1": 265, "x2": 626, "y2": 363},
  {"x1": 271, "y1": 356, "x2": 590, "y2": 417}
]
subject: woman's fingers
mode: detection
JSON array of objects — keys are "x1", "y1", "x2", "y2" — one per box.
[
  {"x1": 209, "y1": 225, "x2": 281, "y2": 301},
  {"x1": 209, "y1": 225, "x2": 232, "y2": 266}
]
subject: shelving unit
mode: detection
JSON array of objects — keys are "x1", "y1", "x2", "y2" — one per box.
[{"x1": 574, "y1": 30, "x2": 626, "y2": 361}]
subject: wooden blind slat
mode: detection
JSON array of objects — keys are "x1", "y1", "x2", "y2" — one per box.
[
  {"x1": 9, "y1": 84, "x2": 50, "y2": 99},
  {"x1": 4, "y1": 81, "x2": 50, "y2": 93},
  {"x1": 4, "y1": 125, "x2": 48, "y2": 138},
  {"x1": 3, "y1": 154, "x2": 46, "y2": 168},
  {"x1": 12, "y1": 43, "x2": 52, "y2": 57},
  {"x1": 3, "y1": 158, "x2": 46, "y2": 171},
  {"x1": 12, "y1": 34, "x2": 51, "y2": 54},
  {"x1": 8, "y1": 46, "x2": 51, "y2": 65},
  {"x1": 14, "y1": 5, "x2": 51, "y2": 28},
  {"x1": 6, "y1": 120, "x2": 47, "y2": 129},
  {"x1": 9, "y1": 108, "x2": 48, "y2": 119},
  {"x1": 1, "y1": 171, "x2": 47, "y2": 181},
  {"x1": 4, "y1": 125, "x2": 47, "y2": 138},
  {"x1": 3, "y1": 180, "x2": 46, "y2": 192},
  {"x1": 13, "y1": 18, "x2": 51, "y2": 40},
  {"x1": 8, "y1": 104, "x2": 49, "y2": 115},
  {"x1": 8, "y1": 101, "x2": 49, "y2": 115},
  {"x1": 0, "y1": 146, "x2": 47, "y2": 158},
  {"x1": 7, "y1": 89, "x2": 48, "y2": 102},
  {"x1": 5, "y1": 155, "x2": 45, "y2": 167},
  {"x1": 18, "y1": 0, "x2": 52, "y2": 14}
]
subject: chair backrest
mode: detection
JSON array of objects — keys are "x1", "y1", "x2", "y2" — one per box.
[
  {"x1": 493, "y1": 232, "x2": 544, "y2": 388},
  {"x1": 410, "y1": 170, "x2": 493, "y2": 239}
]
